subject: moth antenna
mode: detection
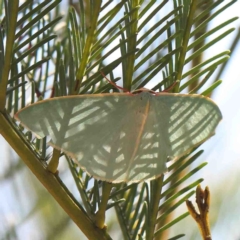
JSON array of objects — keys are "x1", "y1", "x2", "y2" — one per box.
[
  {"x1": 50, "y1": 86, "x2": 55, "y2": 98},
  {"x1": 162, "y1": 80, "x2": 180, "y2": 93},
  {"x1": 100, "y1": 71, "x2": 129, "y2": 93}
]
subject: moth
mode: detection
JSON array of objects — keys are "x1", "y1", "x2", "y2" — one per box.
[{"x1": 15, "y1": 90, "x2": 222, "y2": 182}]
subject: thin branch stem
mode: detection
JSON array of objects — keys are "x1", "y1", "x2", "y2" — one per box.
[
  {"x1": 94, "y1": 182, "x2": 113, "y2": 229},
  {"x1": 0, "y1": 1, "x2": 19, "y2": 110},
  {"x1": 175, "y1": 0, "x2": 197, "y2": 91},
  {"x1": 0, "y1": 111, "x2": 112, "y2": 240},
  {"x1": 186, "y1": 185, "x2": 212, "y2": 240}
]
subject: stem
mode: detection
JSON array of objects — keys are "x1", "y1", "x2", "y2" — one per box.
[
  {"x1": 186, "y1": 185, "x2": 212, "y2": 240},
  {"x1": 74, "y1": 0, "x2": 102, "y2": 93},
  {"x1": 124, "y1": 0, "x2": 139, "y2": 91},
  {"x1": 94, "y1": 182, "x2": 113, "y2": 229},
  {"x1": 0, "y1": 111, "x2": 112, "y2": 240},
  {"x1": 146, "y1": 175, "x2": 164, "y2": 240},
  {"x1": 0, "y1": 1, "x2": 19, "y2": 110},
  {"x1": 175, "y1": 0, "x2": 197, "y2": 91},
  {"x1": 47, "y1": 148, "x2": 60, "y2": 173}
]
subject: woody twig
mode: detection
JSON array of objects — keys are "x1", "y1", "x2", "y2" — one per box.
[{"x1": 186, "y1": 185, "x2": 212, "y2": 240}]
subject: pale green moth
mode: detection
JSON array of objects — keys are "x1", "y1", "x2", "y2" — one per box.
[{"x1": 15, "y1": 91, "x2": 222, "y2": 183}]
